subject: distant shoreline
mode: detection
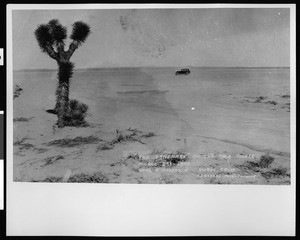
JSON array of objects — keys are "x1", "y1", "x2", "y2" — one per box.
[{"x1": 14, "y1": 66, "x2": 290, "y2": 72}]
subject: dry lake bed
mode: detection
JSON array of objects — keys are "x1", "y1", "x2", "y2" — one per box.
[{"x1": 13, "y1": 67, "x2": 291, "y2": 184}]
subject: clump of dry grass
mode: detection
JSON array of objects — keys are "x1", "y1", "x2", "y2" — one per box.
[
  {"x1": 245, "y1": 96, "x2": 279, "y2": 106},
  {"x1": 113, "y1": 129, "x2": 155, "y2": 144},
  {"x1": 235, "y1": 154, "x2": 290, "y2": 180},
  {"x1": 141, "y1": 132, "x2": 155, "y2": 138},
  {"x1": 126, "y1": 153, "x2": 143, "y2": 160},
  {"x1": 46, "y1": 136, "x2": 100, "y2": 147},
  {"x1": 43, "y1": 155, "x2": 64, "y2": 166},
  {"x1": 40, "y1": 176, "x2": 63, "y2": 182},
  {"x1": 127, "y1": 127, "x2": 142, "y2": 133},
  {"x1": 260, "y1": 167, "x2": 290, "y2": 179},
  {"x1": 266, "y1": 100, "x2": 278, "y2": 105},
  {"x1": 112, "y1": 129, "x2": 138, "y2": 143},
  {"x1": 13, "y1": 117, "x2": 33, "y2": 122},
  {"x1": 111, "y1": 129, "x2": 143, "y2": 145},
  {"x1": 96, "y1": 128, "x2": 156, "y2": 152},
  {"x1": 35, "y1": 171, "x2": 109, "y2": 183},
  {"x1": 14, "y1": 138, "x2": 35, "y2": 150},
  {"x1": 67, "y1": 172, "x2": 109, "y2": 183},
  {"x1": 14, "y1": 138, "x2": 47, "y2": 153},
  {"x1": 113, "y1": 129, "x2": 127, "y2": 143},
  {"x1": 97, "y1": 142, "x2": 114, "y2": 151},
  {"x1": 282, "y1": 94, "x2": 290, "y2": 98},
  {"x1": 254, "y1": 96, "x2": 267, "y2": 103}
]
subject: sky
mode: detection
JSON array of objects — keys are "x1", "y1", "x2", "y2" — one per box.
[{"x1": 12, "y1": 8, "x2": 290, "y2": 69}]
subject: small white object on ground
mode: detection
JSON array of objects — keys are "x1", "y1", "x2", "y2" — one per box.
[{"x1": 191, "y1": 107, "x2": 195, "y2": 110}]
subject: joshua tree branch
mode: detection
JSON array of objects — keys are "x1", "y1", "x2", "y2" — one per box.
[
  {"x1": 45, "y1": 45, "x2": 59, "y2": 60},
  {"x1": 66, "y1": 40, "x2": 79, "y2": 60}
]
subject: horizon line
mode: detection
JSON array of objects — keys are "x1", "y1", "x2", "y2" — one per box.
[{"x1": 14, "y1": 66, "x2": 290, "y2": 71}]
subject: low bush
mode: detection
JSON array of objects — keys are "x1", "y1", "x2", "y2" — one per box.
[{"x1": 63, "y1": 99, "x2": 89, "y2": 127}]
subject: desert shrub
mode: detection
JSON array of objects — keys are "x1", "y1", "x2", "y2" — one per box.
[
  {"x1": 126, "y1": 153, "x2": 142, "y2": 160},
  {"x1": 260, "y1": 167, "x2": 290, "y2": 179},
  {"x1": 270, "y1": 167, "x2": 290, "y2": 177},
  {"x1": 240, "y1": 161, "x2": 260, "y2": 172},
  {"x1": 13, "y1": 84, "x2": 23, "y2": 99},
  {"x1": 258, "y1": 154, "x2": 274, "y2": 168},
  {"x1": 241, "y1": 154, "x2": 274, "y2": 170},
  {"x1": 63, "y1": 99, "x2": 89, "y2": 127},
  {"x1": 236, "y1": 155, "x2": 289, "y2": 180}
]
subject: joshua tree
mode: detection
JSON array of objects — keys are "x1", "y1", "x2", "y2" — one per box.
[{"x1": 34, "y1": 19, "x2": 90, "y2": 128}]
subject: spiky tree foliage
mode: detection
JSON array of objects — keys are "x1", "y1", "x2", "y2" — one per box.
[
  {"x1": 34, "y1": 19, "x2": 91, "y2": 128},
  {"x1": 70, "y1": 21, "x2": 91, "y2": 44}
]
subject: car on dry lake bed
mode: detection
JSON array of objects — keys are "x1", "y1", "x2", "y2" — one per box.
[{"x1": 175, "y1": 68, "x2": 191, "y2": 75}]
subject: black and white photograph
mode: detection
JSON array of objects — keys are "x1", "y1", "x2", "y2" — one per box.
[
  {"x1": 6, "y1": 4, "x2": 296, "y2": 236},
  {"x1": 11, "y1": 6, "x2": 293, "y2": 184}
]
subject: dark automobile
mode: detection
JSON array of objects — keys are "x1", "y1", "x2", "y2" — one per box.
[{"x1": 175, "y1": 68, "x2": 190, "y2": 75}]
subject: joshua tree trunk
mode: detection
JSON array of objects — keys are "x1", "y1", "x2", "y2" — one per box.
[
  {"x1": 54, "y1": 42, "x2": 76, "y2": 128},
  {"x1": 56, "y1": 61, "x2": 73, "y2": 128}
]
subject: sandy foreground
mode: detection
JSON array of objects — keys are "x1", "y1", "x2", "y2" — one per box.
[{"x1": 13, "y1": 67, "x2": 291, "y2": 184}]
